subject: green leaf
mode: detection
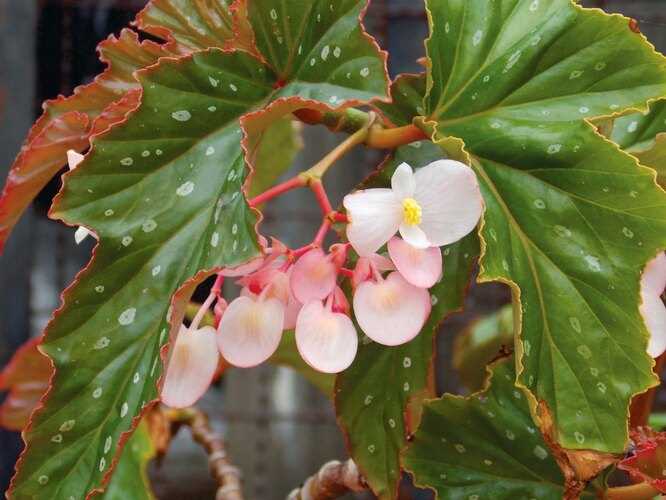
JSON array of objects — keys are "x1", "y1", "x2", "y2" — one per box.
[
  {"x1": 247, "y1": 116, "x2": 303, "y2": 198},
  {"x1": 269, "y1": 331, "x2": 335, "y2": 397},
  {"x1": 609, "y1": 99, "x2": 666, "y2": 186},
  {"x1": 423, "y1": 0, "x2": 666, "y2": 453},
  {"x1": 101, "y1": 422, "x2": 156, "y2": 500},
  {"x1": 136, "y1": 0, "x2": 236, "y2": 52},
  {"x1": 404, "y1": 358, "x2": 595, "y2": 500},
  {"x1": 9, "y1": 49, "x2": 270, "y2": 500},
  {"x1": 335, "y1": 142, "x2": 480, "y2": 499},
  {"x1": 11, "y1": 1, "x2": 389, "y2": 493},
  {"x1": 453, "y1": 304, "x2": 514, "y2": 392},
  {"x1": 374, "y1": 73, "x2": 426, "y2": 127},
  {"x1": 244, "y1": 0, "x2": 388, "y2": 105}
]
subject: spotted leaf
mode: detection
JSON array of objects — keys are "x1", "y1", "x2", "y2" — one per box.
[
  {"x1": 100, "y1": 421, "x2": 156, "y2": 500},
  {"x1": 423, "y1": 0, "x2": 666, "y2": 453},
  {"x1": 609, "y1": 99, "x2": 666, "y2": 186},
  {"x1": 453, "y1": 304, "x2": 514, "y2": 392},
  {"x1": 8, "y1": 49, "x2": 271, "y2": 500},
  {"x1": 242, "y1": 0, "x2": 387, "y2": 105},
  {"x1": 404, "y1": 358, "x2": 597, "y2": 499},
  {"x1": 335, "y1": 140, "x2": 480, "y2": 499}
]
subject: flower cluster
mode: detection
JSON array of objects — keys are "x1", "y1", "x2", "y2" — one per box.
[{"x1": 160, "y1": 159, "x2": 484, "y2": 408}]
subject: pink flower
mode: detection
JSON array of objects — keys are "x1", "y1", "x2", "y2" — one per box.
[
  {"x1": 216, "y1": 291, "x2": 285, "y2": 368},
  {"x1": 353, "y1": 271, "x2": 431, "y2": 346},
  {"x1": 161, "y1": 324, "x2": 219, "y2": 408},
  {"x1": 343, "y1": 160, "x2": 483, "y2": 255},
  {"x1": 295, "y1": 296, "x2": 358, "y2": 374},
  {"x1": 641, "y1": 252, "x2": 666, "y2": 357},
  {"x1": 290, "y1": 248, "x2": 337, "y2": 303},
  {"x1": 387, "y1": 236, "x2": 442, "y2": 288}
]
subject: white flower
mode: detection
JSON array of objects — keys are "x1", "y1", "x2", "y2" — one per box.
[{"x1": 343, "y1": 160, "x2": 483, "y2": 256}]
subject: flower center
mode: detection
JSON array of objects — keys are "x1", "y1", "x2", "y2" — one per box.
[{"x1": 402, "y1": 198, "x2": 422, "y2": 226}]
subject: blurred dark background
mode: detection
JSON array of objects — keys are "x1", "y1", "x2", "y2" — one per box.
[{"x1": 0, "y1": 1, "x2": 664, "y2": 498}]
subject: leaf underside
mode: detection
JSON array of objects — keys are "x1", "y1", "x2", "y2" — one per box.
[{"x1": 424, "y1": 0, "x2": 666, "y2": 453}]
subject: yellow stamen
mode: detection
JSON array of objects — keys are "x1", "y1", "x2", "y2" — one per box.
[{"x1": 402, "y1": 198, "x2": 422, "y2": 226}]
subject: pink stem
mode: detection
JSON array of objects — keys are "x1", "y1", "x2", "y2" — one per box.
[
  {"x1": 313, "y1": 219, "x2": 331, "y2": 247},
  {"x1": 330, "y1": 211, "x2": 349, "y2": 223},
  {"x1": 248, "y1": 176, "x2": 305, "y2": 207},
  {"x1": 310, "y1": 181, "x2": 333, "y2": 216},
  {"x1": 191, "y1": 291, "x2": 217, "y2": 331}
]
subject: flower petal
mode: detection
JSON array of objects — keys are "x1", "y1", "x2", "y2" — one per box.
[
  {"x1": 67, "y1": 150, "x2": 84, "y2": 170},
  {"x1": 413, "y1": 159, "x2": 483, "y2": 246},
  {"x1": 295, "y1": 301, "x2": 358, "y2": 373},
  {"x1": 391, "y1": 162, "x2": 416, "y2": 199},
  {"x1": 399, "y1": 223, "x2": 430, "y2": 249},
  {"x1": 217, "y1": 296, "x2": 284, "y2": 367},
  {"x1": 290, "y1": 249, "x2": 337, "y2": 304},
  {"x1": 388, "y1": 237, "x2": 442, "y2": 288},
  {"x1": 161, "y1": 325, "x2": 219, "y2": 408},
  {"x1": 642, "y1": 252, "x2": 666, "y2": 297},
  {"x1": 219, "y1": 257, "x2": 265, "y2": 277},
  {"x1": 641, "y1": 293, "x2": 666, "y2": 358},
  {"x1": 353, "y1": 271, "x2": 431, "y2": 346},
  {"x1": 343, "y1": 189, "x2": 402, "y2": 256},
  {"x1": 74, "y1": 226, "x2": 91, "y2": 245}
]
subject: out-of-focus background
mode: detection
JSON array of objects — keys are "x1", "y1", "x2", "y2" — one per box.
[{"x1": 0, "y1": 1, "x2": 664, "y2": 499}]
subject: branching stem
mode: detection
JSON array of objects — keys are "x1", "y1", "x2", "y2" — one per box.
[
  {"x1": 287, "y1": 459, "x2": 366, "y2": 500},
  {"x1": 167, "y1": 407, "x2": 244, "y2": 500}
]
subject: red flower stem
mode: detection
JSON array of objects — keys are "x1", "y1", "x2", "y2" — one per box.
[
  {"x1": 330, "y1": 211, "x2": 349, "y2": 223},
  {"x1": 248, "y1": 176, "x2": 305, "y2": 207},
  {"x1": 339, "y1": 268, "x2": 354, "y2": 278},
  {"x1": 292, "y1": 244, "x2": 315, "y2": 259},
  {"x1": 313, "y1": 219, "x2": 332, "y2": 247},
  {"x1": 310, "y1": 180, "x2": 333, "y2": 216},
  {"x1": 191, "y1": 290, "x2": 218, "y2": 331}
]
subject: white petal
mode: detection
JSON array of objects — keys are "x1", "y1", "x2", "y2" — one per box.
[
  {"x1": 413, "y1": 159, "x2": 483, "y2": 246},
  {"x1": 74, "y1": 226, "x2": 90, "y2": 245},
  {"x1": 641, "y1": 252, "x2": 666, "y2": 297},
  {"x1": 217, "y1": 296, "x2": 284, "y2": 368},
  {"x1": 399, "y1": 223, "x2": 430, "y2": 249},
  {"x1": 641, "y1": 292, "x2": 666, "y2": 358},
  {"x1": 343, "y1": 189, "x2": 402, "y2": 256},
  {"x1": 391, "y1": 163, "x2": 416, "y2": 199},
  {"x1": 67, "y1": 150, "x2": 84, "y2": 170},
  {"x1": 295, "y1": 301, "x2": 358, "y2": 373},
  {"x1": 161, "y1": 325, "x2": 219, "y2": 408}
]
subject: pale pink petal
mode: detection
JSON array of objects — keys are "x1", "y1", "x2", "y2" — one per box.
[
  {"x1": 217, "y1": 296, "x2": 284, "y2": 367},
  {"x1": 399, "y1": 223, "x2": 430, "y2": 249},
  {"x1": 67, "y1": 150, "x2": 84, "y2": 170},
  {"x1": 161, "y1": 325, "x2": 219, "y2": 408},
  {"x1": 219, "y1": 257, "x2": 265, "y2": 277},
  {"x1": 369, "y1": 253, "x2": 395, "y2": 272},
  {"x1": 295, "y1": 301, "x2": 358, "y2": 373},
  {"x1": 413, "y1": 159, "x2": 483, "y2": 246},
  {"x1": 284, "y1": 292, "x2": 302, "y2": 330},
  {"x1": 343, "y1": 189, "x2": 402, "y2": 256},
  {"x1": 353, "y1": 272, "x2": 431, "y2": 346},
  {"x1": 388, "y1": 237, "x2": 442, "y2": 288},
  {"x1": 290, "y1": 249, "x2": 337, "y2": 303},
  {"x1": 641, "y1": 252, "x2": 666, "y2": 296},
  {"x1": 74, "y1": 226, "x2": 91, "y2": 245},
  {"x1": 391, "y1": 163, "x2": 416, "y2": 199},
  {"x1": 641, "y1": 293, "x2": 666, "y2": 357}
]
